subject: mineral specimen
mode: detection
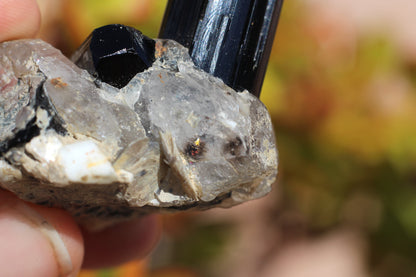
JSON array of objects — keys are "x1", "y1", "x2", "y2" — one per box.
[{"x1": 0, "y1": 35, "x2": 277, "y2": 229}]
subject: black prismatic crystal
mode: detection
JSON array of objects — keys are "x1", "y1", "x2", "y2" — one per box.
[
  {"x1": 159, "y1": 0, "x2": 284, "y2": 97},
  {"x1": 72, "y1": 24, "x2": 156, "y2": 89}
]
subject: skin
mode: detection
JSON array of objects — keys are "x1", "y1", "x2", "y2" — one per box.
[{"x1": 0, "y1": 1, "x2": 161, "y2": 275}]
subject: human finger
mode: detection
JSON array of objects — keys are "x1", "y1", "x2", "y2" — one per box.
[
  {"x1": 82, "y1": 215, "x2": 161, "y2": 269},
  {"x1": 0, "y1": 190, "x2": 84, "y2": 277},
  {"x1": 0, "y1": 0, "x2": 41, "y2": 42}
]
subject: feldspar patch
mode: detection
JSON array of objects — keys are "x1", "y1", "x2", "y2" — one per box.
[{"x1": 0, "y1": 38, "x2": 278, "y2": 229}]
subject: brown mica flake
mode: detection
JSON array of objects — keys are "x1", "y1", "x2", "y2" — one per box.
[
  {"x1": 155, "y1": 41, "x2": 168, "y2": 58},
  {"x1": 158, "y1": 73, "x2": 165, "y2": 83},
  {"x1": 50, "y1": 77, "x2": 67, "y2": 88}
]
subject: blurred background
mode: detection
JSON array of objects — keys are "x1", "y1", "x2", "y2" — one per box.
[{"x1": 35, "y1": 0, "x2": 416, "y2": 276}]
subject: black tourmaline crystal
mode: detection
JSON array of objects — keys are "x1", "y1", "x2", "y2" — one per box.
[
  {"x1": 159, "y1": 0, "x2": 284, "y2": 97},
  {"x1": 72, "y1": 24, "x2": 156, "y2": 88}
]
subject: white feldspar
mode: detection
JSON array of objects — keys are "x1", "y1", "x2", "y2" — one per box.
[{"x1": 57, "y1": 141, "x2": 121, "y2": 185}]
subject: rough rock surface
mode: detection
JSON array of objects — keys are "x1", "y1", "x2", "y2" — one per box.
[{"x1": 0, "y1": 39, "x2": 278, "y2": 229}]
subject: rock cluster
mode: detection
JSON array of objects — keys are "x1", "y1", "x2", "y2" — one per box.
[{"x1": 0, "y1": 37, "x2": 277, "y2": 229}]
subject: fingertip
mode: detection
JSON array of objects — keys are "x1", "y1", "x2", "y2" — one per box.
[
  {"x1": 0, "y1": 0, "x2": 41, "y2": 42},
  {"x1": 82, "y1": 215, "x2": 162, "y2": 269},
  {"x1": 0, "y1": 190, "x2": 84, "y2": 277},
  {"x1": 29, "y1": 203, "x2": 85, "y2": 276}
]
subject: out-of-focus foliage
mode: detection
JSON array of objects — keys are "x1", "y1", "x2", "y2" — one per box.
[
  {"x1": 37, "y1": 0, "x2": 416, "y2": 276},
  {"x1": 63, "y1": 0, "x2": 167, "y2": 45},
  {"x1": 262, "y1": 0, "x2": 416, "y2": 275}
]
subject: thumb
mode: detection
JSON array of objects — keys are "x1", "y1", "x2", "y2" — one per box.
[{"x1": 0, "y1": 0, "x2": 41, "y2": 41}]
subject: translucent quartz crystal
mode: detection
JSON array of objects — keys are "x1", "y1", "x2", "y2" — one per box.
[{"x1": 0, "y1": 39, "x2": 277, "y2": 229}]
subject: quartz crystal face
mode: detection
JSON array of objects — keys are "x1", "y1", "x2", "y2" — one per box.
[{"x1": 0, "y1": 35, "x2": 278, "y2": 229}]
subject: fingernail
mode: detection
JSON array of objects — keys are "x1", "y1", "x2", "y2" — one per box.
[
  {"x1": 0, "y1": 198, "x2": 73, "y2": 277},
  {"x1": 16, "y1": 202, "x2": 74, "y2": 276}
]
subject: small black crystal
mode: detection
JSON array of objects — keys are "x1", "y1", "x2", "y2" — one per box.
[{"x1": 72, "y1": 24, "x2": 156, "y2": 88}]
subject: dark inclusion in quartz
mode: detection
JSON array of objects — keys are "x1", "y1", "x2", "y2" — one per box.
[{"x1": 72, "y1": 24, "x2": 156, "y2": 88}]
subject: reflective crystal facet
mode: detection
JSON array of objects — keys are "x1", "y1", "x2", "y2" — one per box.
[{"x1": 71, "y1": 24, "x2": 156, "y2": 88}]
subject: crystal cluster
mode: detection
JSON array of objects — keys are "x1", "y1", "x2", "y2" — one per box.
[{"x1": 0, "y1": 32, "x2": 277, "y2": 229}]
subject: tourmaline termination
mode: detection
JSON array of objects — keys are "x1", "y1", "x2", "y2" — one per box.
[
  {"x1": 0, "y1": 35, "x2": 277, "y2": 230},
  {"x1": 72, "y1": 24, "x2": 156, "y2": 88}
]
